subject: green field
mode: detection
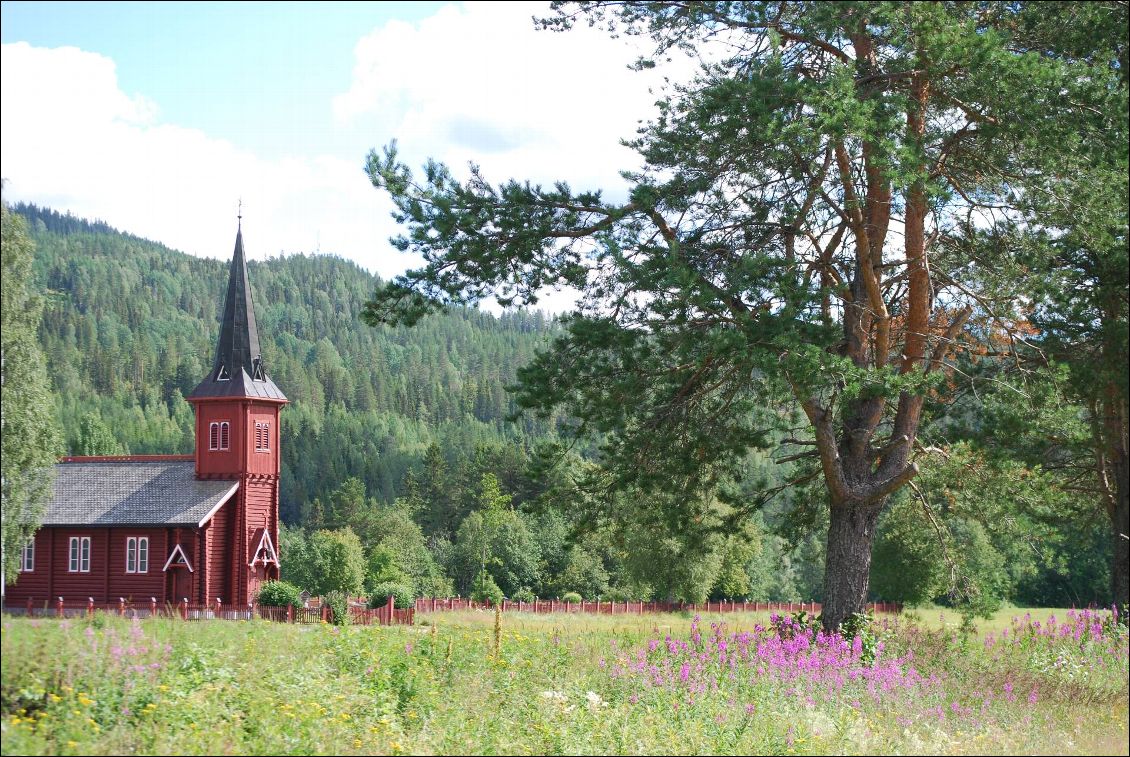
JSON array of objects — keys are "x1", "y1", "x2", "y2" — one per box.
[{"x1": 2, "y1": 608, "x2": 1127, "y2": 755}]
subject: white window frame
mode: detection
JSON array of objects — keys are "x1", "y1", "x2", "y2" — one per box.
[
  {"x1": 20, "y1": 539, "x2": 34, "y2": 572},
  {"x1": 126, "y1": 536, "x2": 150, "y2": 574},
  {"x1": 69, "y1": 536, "x2": 91, "y2": 573},
  {"x1": 255, "y1": 421, "x2": 270, "y2": 452},
  {"x1": 209, "y1": 421, "x2": 230, "y2": 451}
]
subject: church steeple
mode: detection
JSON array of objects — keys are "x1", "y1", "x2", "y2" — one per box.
[
  {"x1": 188, "y1": 225, "x2": 287, "y2": 401},
  {"x1": 186, "y1": 216, "x2": 286, "y2": 605}
]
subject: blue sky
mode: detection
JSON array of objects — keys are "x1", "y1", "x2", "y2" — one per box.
[
  {"x1": 3, "y1": 2, "x2": 444, "y2": 160},
  {"x1": 1, "y1": 2, "x2": 693, "y2": 297}
]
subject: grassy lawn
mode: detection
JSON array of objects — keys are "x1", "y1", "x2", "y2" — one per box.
[{"x1": 2, "y1": 607, "x2": 1126, "y2": 755}]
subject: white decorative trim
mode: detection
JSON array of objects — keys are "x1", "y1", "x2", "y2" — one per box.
[
  {"x1": 162, "y1": 543, "x2": 194, "y2": 573},
  {"x1": 249, "y1": 528, "x2": 279, "y2": 568},
  {"x1": 197, "y1": 482, "x2": 240, "y2": 528}
]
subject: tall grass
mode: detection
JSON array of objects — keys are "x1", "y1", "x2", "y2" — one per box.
[{"x1": 1, "y1": 607, "x2": 1126, "y2": 755}]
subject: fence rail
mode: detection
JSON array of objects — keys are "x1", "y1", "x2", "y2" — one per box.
[
  {"x1": 12, "y1": 597, "x2": 344, "y2": 624},
  {"x1": 8, "y1": 596, "x2": 902, "y2": 625},
  {"x1": 412, "y1": 597, "x2": 903, "y2": 617}
]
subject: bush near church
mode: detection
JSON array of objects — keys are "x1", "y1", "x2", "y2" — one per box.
[{"x1": 256, "y1": 580, "x2": 303, "y2": 609}]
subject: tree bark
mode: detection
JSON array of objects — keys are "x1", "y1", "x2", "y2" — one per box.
[
  {"x1": 821, "y1": 501, "x2": 885, "y2": 631},
  {"x1": 1111, "y1": 446, "x2": 1129, "y2": 613},
  {"x1": 1099, "y1": 376, "x2": 1128, "y2": 613}
]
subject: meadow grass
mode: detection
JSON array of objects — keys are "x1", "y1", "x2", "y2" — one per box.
[{"x1": 1, "y1": 607, "x2": 1126, "y2": 755}]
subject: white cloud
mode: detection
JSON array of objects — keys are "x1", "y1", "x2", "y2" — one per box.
[
  {"x1": 334, "y1": 1, "x2": 697, "y2": 196},
  {"x1": 1, "y1": 4, "x2": 701, "y2": 306},
  {"x1": 1, "y1": 41, "x2": 396, "y2": 275}
]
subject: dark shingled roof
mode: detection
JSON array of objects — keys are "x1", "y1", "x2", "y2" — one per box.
[
  {"x1": 188, "y1": 226, "x2": 287, "y2": 402},
  {"x1": 43, "y1": 461, "x2": 238, "y2": 527}
]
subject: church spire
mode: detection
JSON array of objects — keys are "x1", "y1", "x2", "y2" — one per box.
[{"x1": 188, "y1": 224, "x2": 286, "y2": 401}]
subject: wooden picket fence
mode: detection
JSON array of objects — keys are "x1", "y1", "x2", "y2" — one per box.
[
  {"x1": 11, "y1": 596, "x2": 900, "y2": 624},
  {"x1": 13, "y1": 595, "x2": 412, "y2": 626},
  {"x1": 349, "y1": 597, "x2": 415, "y2": 626},
  {"x1": 413, "y1": 597, "x2": 903, "y2": 617}
]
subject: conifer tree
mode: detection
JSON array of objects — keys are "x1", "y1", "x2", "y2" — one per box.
[{"x1": 362, "y1": 2, "x2": 1124, "y2": 628}]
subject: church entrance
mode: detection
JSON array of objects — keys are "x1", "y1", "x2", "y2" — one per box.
[{"x1": 168, "y1": 566, "x2": 192, "y2": 604}]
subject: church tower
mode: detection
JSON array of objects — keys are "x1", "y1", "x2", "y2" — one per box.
[{"x1": 187, "y1": 222, "x2": 287, "y2": 605}]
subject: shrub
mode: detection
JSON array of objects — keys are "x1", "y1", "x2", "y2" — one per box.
[
  {"x1": 840, "y1": 610, "x2": 882, "y2": 663},
  {"x1": 257, "y1": 580, "x2": 303, "y2": 608},
  {"x1": 511, "y1": 587, "x2": 536, "y2": 603},
  {"x1": 771, "y1": 609, "x2": 816, "y2": 640},
  {"x1": 368, "y1": 582, "x2": 416, "y2": 610},
  {"x1": 323, "y1": 590, "x2": 350, "y2": 626},
  {"x1": 470, "y1": 569, "x2": 503, "y2": 606},
  {"x1": 562, "y1": 591, "x2": 582, "y2": 605}
]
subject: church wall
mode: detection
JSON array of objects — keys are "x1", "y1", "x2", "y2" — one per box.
[
  {"x1": 105, "y1": 526, "x2": 169, "y2": 603},
  {"x1": 194, "y1": 401, "x2": 246, "y2": 479},
  {"x1": 243, "y1": 403, "x2": 281, "y2": 476},
  {"x1": 5, "y1": 529, "x2": 51, "y2": 605},
  {"x1": 205, "y1": 499, "x2": 231, "y2": 604}
]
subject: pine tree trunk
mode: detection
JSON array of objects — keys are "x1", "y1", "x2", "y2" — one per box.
[
  {"x1": 1112, "y1": 449, "x2": 1129, "y2": 613},
  {"x1": 821, "y1": 501, "x2": 884, "y2": 632}
]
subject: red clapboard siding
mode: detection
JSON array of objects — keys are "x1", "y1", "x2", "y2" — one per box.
[
  {"x1": 32, "y1": 528, "x2": 110, "y2": 602},
  {"x1": 106, "y1": 528, "x2": 167, "y2": 603},
  {"x1": 194, "y1": 401, "x2": 244, "y2": 479},
  {"x1": 205, "y1": 500, "x2": 231, "y2": 604},
  {"x1": 243, "y1": 480, "x2": 275, "y2": 535},
  {"x1": 5, "y1": 529, "x2": 51, "y2": 604},
  {"x1": 244, "y1": 403, "x2": 280, "y2": 476}
]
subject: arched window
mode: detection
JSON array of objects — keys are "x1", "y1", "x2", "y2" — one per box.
[
  {"x1": 20, "y1": 539, "x2": 34, "y2": 572},
  {"x1": 126, "y1": 536, "x2": 149, "y2": 573},
  {"x1": 209, "y1": 421, "x2": 230, "y2": 451},
  {"x1": 255, "y1": 421, "x2": 270, "y2": 452}
]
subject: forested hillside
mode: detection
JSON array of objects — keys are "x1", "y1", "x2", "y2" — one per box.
[
  {"x1": 13, "y1": 203, "x2": 1113, "y2": 608},
  {"x1": 16, "y1": 203, "x2": 557, "y2": 520}
]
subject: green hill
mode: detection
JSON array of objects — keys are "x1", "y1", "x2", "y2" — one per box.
[{"x1": 14, "y1": 203, "x2": 558, "y2": 523}]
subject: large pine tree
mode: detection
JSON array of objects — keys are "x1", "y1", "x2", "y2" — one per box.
[{"x1": 362, "y1": 2, "x2": 1124, "y2": 629}]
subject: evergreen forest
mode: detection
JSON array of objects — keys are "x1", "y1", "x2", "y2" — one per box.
[{"x1": 10, "y1": 202, "x2": 1117, "y2": 610}]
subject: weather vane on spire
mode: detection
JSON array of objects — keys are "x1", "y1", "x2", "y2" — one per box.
[{"x1": 238, "y1": 198, "x2": 243, "y2": 228}]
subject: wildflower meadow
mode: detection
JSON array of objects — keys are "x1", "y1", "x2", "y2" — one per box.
[{"x1": 1, "y1": 608, "x2": 1126, "y2": 755}]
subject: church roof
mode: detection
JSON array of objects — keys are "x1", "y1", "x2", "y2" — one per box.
[
  {"x1": 188, "y1": 225, "x2": 287, "y2": 402},
  {"x1": 42, "y1": 461, "x2": 238, "y2": 527}
]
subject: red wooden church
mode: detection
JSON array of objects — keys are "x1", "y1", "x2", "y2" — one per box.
[{"x1": 7, "y1": 224, "x2": 287, "y2": 609}]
